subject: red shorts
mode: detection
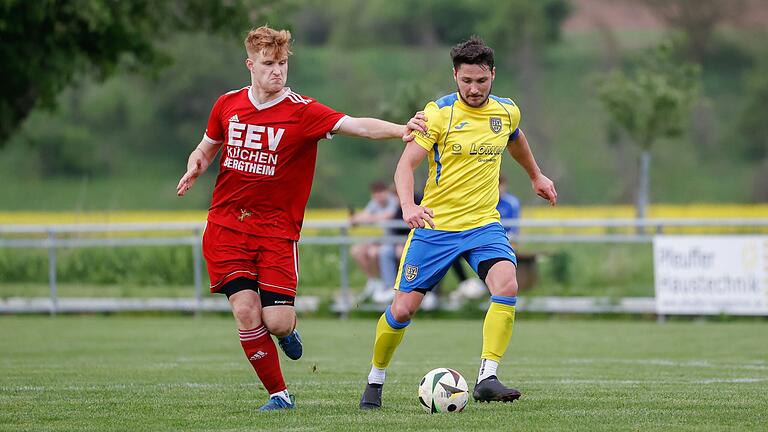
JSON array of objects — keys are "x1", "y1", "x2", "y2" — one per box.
[{"x1": 202, "y1": 222, "x2": 299, "y2": 297}]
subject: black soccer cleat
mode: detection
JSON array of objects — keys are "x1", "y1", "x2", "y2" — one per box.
[
  {"x1": 359, "y1": 383, "x2": 383, "y2": 410},
  {"x1": 472, "y1": 376, "x2": 522, "y2": 403}
]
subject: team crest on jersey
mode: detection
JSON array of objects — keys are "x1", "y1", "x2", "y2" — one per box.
[
  {"x1": 404, "y1": 264, "x2": 419, "y2": 282},
  {"x1": 489, "y1": 117, "x2": 502, "y2": 134}
]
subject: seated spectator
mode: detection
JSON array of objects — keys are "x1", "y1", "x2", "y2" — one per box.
[
  {"x1": 350, "y1": 181, "x2": 399, "y2": 301},
  {"x1": 376, "y1": 192, "x2": 421, "y2": 305},
  {"x1": 377, "y1": 191, "x2": 446, "y2": 309}
]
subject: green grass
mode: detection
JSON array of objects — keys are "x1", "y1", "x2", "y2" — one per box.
[{"x1": 1, "y1": 317, "x2": 766, "y2": 431}]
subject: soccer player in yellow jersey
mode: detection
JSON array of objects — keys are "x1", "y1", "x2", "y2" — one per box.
[{"x1": 360, "y1": 36, "x2": 557, "y2": 409}]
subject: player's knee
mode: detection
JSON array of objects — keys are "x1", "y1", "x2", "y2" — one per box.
[
  {"x1": 390, "y1": 301, "x2": 415, "y2": 322},
  {"x1": 232, "y1": 306, "x2": 261, "y2": 329},
  {"x1": 231, "y1": 303, "x2": 261, "y2": 329},
  {"x1": 262, "y1": 315, "x2": 294, "y2": 338},
  {"x1": 493, "y1": 278, "x2": 518, "y2": 297}
]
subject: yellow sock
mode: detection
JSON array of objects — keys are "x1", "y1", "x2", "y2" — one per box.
[
  {"x1": 372, "y1": 306, "x2": 410, "y2": 369},
  {"x1": 481, "y1": 296, "x2": 516, "y2": 362}
]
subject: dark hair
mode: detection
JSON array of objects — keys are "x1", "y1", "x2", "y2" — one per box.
[
  {"x1": 450, "y1": 36, "x2": 494, "y2": 69},
  {"x1": 369, "y1": 181, "x2": 388, "y2": 192}
]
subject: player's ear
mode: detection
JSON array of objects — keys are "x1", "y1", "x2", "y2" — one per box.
[
  {"x1": 245, "y1": 58, "x2": 253, "y2": 72},
  {"x1": 491, "y1": 66, "x2": 496, "y2": 80}
]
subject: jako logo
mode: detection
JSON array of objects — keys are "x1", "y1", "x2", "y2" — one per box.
[{"x1": 454, "y1": 121, "x2": 469, "y2": 130}]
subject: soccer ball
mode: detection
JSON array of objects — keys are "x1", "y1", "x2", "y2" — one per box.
[{"x1": 418, "y1": 367, "x2": 469, "y2": 413}]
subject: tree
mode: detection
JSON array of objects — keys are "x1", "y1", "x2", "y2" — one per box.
[
  {"x1": 598, "y1": 40, "x2": 701, "y2": 219},
  {"x1": 0, "y1": 0, "x2": 283, "y2": 146},
  {"x1": 477, "y1": 0, "x2": 571, "y2": 165},
  {"x1": 317, "y1": 0, "x2": 481, "y2": 47},
  {"x1": 736, "y1": 52, "x2": 768, "y2": 201},
  {"x1": 636, "y1": 0, "x2": 750, "y2": 61}
]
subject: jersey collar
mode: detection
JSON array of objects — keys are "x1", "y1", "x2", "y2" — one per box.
[{"x1": 248, "y1": 86, "x2": 291, "y2": 111}]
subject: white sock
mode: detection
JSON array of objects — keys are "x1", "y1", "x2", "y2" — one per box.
[
  {"x1": 270, "y1": 389, "x2": 291, "y2": 404},
  {"x1": 477, "y1": 359, "x2": 499, "y2": 383},
  {"x1": 368, "y1": 366, "x2": 386, "y2": 385}
]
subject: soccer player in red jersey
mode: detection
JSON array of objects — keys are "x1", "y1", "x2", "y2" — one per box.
[{"x1": 176, "y1": 26, "x2": 425, "y2": 411}]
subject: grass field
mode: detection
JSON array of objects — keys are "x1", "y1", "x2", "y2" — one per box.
[{"x1": 1, "y1": 317, "x2": 766, "y2": 431}]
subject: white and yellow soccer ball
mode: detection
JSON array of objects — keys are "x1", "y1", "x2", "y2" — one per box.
[{"x1": 418, "y1": 367, "x2": 469, "y2": 413}]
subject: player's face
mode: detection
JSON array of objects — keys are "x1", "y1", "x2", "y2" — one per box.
[
  {"x1": 454, "y1": 63, "x2": 495, "y2": 108},
  {"x1": 246, "y1": 50, "x2": 288, "y2": 94}
]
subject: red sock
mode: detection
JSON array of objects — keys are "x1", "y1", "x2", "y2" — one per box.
[{"x1": 239, "y1": 326, "x2": 286, "y2": 394}]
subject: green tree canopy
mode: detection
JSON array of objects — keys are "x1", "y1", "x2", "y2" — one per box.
[
  {"x1": 637, "y1": 0, "x2": 752, "y2": 61},
  {"x1": 0, "y1": 0, "x2": 282, "y2": 146},
  {"x1": 598, "y1": 40, "x2": 701, "y2": 218},
  {"x1": 598, "y1": 40, "x2": 701, "y2": 150},
  {"x1": 478, "y1": 0, "x2": 570, "y2": 54},
  {"x1": 737, "y1": 53, "x2": 768, "y2": 161}
]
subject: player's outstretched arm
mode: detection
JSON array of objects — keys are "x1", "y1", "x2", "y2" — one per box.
[
  {"x1": 506, "y1": 129, "x2": 558, "y2": 206},
  {"x1": 336, "y1": 116, "x2": 426, "y2": 141},
  {"x1": 176, "y1": 140, "x2": 221, "y2": 197},
  {"x1": 395, "y1": 143, "x2": 435, "y2": 229}
]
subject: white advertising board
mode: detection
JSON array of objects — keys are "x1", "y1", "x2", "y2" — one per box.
[{"x1": 654, "y1": 236, "x2": 768, "y2": 315}]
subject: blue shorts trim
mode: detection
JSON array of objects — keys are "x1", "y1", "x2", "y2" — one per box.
[{"x1": 394, "y1": 222, "x2": 516, "y2": 293}]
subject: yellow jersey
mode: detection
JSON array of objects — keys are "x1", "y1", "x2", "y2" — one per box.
[{"x1": 413, "y1": 92, "x2": 521, "y2": 231}]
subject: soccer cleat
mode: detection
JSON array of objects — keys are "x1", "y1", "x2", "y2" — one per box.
[
  {"x1": 472, "y1": 376, "x2": 521, "y2": 403},
  {"x1": 278, "y1": 330, "x2": 303, "y2": 360},
  {"x1": 259, "y1": 394, "x2": 296, "y2": 411},
  {"x1": 359, "y1": 383, "x2": 383, "y2": 410}
]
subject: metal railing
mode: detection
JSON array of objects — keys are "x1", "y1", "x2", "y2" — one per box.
[{"x1": 1, "y1": 218, "x2": 767, "y2": 315}]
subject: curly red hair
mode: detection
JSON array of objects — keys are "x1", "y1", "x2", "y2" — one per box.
[{"x1": 245, "y1": 26, "x2": 292, "y2": 59}]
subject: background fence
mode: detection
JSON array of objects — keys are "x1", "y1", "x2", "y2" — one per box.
[{"x1": 1, "y1": 218, "x2": 767, "y2": 316}]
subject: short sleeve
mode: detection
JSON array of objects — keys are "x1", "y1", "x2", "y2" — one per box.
[
  {"x1": 203, "y1": 95, "x2": 225, "y2": 144},
  {"x1": 509, "y1": 104, "x2": 522, "y2": 140},
  {"x1": 301, "y1": 101, "x2": 347, "y2": 141},
  {"x1": 412, "y1": 102, "x2": 443, "y2": 152},
  {"x1": 363, "y1": 199, "x2": 377, "y2": 214}
]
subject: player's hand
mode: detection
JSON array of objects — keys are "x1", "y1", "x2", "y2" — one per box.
[
  {"x1": 176, "y1": 154, "x2": 205, "y2": 197},
  {"x1": 402, "y1": 203, "x2": 435, "y2": 229},
  {"x1": 531, "y1": 173, "x2": 557, "y2": 206},
  {"x1": 403, "y1": 111, "x2": 428, "y2": 143}
]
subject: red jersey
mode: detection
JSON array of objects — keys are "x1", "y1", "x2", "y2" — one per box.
[{"x1": 202, "y1": 86, "x2": 347, "y2": 240}]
